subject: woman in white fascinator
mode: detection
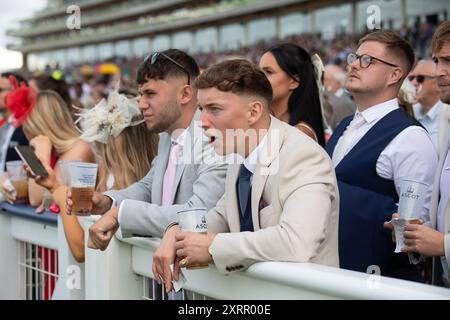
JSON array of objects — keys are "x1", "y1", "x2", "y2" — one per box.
[
  {"x1": 26, "y1": 86, "x2": 158, "y2": 264},
  {"x1": 76, "y1": 87, "x2": 158, "y2": 191}
]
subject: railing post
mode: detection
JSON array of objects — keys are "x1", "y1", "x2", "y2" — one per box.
[
  {"x1": 83, "y1": 216, "x2": 142, "y2": 299},
  {"x1": 0, "y1": 214, "x2": 20, "y2": 299},
  {"x1": 52, "y1": 215, "x2": 85, "y2": 299}
]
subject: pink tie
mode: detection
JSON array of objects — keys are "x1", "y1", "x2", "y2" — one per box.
[{"x1": 162, "y1": 142, "x2": 181, "y2": 206}]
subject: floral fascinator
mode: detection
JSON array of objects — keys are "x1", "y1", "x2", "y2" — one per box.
[
  {"x1": 4, "y1": 75, "x2": 37, "y2": 128},
  {"x1": 75, "y1": 87, "x2": 144, "y2": 144}
]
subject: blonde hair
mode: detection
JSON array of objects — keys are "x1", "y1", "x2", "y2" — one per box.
[
  {"x1": 23, "y1": 90, "x2": 80, "y2": 155},
  {"x1": 96, "y1": 123, "x2": 158, "y2": 191}
]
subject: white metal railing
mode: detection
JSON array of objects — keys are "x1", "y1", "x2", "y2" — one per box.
[
  {"x1": 0, "y1": 204, "x2": 59, "y2": 300},
  {"x1": 3, "y1": 207, "x2": 450, "y2": 300},
  {"x1": 17, "y1": 241, "x2": 59, "y2": 300},
  {"x1": 83, "y1": 216, "x2": 450, "y2": 300}
]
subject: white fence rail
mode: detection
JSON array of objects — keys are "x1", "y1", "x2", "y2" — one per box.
[
  {"x1": 0, "y1": 203, "x2": 58, "y2": 300},
  {"x1": 1, "y1": 204, "x2": 450, "y2": 300}
]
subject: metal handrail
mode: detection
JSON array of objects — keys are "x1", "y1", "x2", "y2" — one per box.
[{"x1": 119, "y1": 236, "x2": 450, "y2": 300}]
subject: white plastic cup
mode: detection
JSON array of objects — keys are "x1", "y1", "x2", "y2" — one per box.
[
  {"x1": 69, "y1": 162, "x2": 98, "y2": 216},
  {"x1": 391, "y1": 217, "x2": 422, "y2": 253},
  {"x1": 58, "y1": 160, "x2": 82, "y2": 186},
  {"x1": 6, "y1": 160, "x2": 26, "y2": 179},
  {"x1": 177, "y1": 208, "x2": 207, "y2": 233},
  {"x1": 391, "y1": 179, "x2": 428, "y2": 253},
  {"x1": 397, "y1": 179, "x2": 429, "y2": 220},
  {"x1": 6, "y1": 160, "x2": 28, "y2": 204},
  {"x1": 177, "y1": 208, "x2": 208, "y2": 269}
]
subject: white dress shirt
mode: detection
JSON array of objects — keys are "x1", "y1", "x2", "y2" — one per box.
[
  {"x1": 414, "y1": 100, "x2": 446, "y2": 150},
  {"x1": 335, "y1": 87, "x2": 345, "y2": 98},
  {"x1": 332, "y1": 98, "x2": 438, "y2": 220},
  {"x1": 242, "y1": 133, "x2": 268, "y2": 185}
]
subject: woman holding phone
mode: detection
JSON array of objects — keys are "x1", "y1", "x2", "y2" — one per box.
[
  {"x1": 3, "y1": 78, "x2": 94, "y2": 238},
  {"x1": 2, "y1": 76, "x2": 95, "y2": 299},
  {"x1": 23, "y1": 86, "x2": 157, "y2": 256}
]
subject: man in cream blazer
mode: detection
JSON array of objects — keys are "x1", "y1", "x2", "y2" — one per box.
[
  {"x1": 153, "y1": 59, "x2": 338, "y2": 289},
  {"x1": 205, "y1": 115, "x2": 339, "y2": 274}
]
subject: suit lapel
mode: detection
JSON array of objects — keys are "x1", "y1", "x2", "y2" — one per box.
[
  {"x1": 153, "y1": 133, "x2": 171, "y2": 205},
  {"x1": 251, "y1": 171, "x2": 269, "y2": 231},
  {"x1": 168, "y1": 110, "x2": 202, "y2": 204},
  {"x1": 251, "y1": 117, "x2": 285, "y2": 231},
  {"x1": 170, "y1": 161, "x2": 186, "y2": 204},
  {"x1": 227, "y1": 165, "x2": 241, "y2": 232},
  {"x1": 443, "y1": 129, "x2": 450, "y2": 232},
  {"x1": 431, "y1": 128, "x2": 450, "y2": 229}
]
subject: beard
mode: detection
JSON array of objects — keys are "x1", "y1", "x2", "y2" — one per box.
[
  {"x1": 440, "y1": 89, "x2": 450, "y2": 105},
  {"x1": 146, "y1": 100, "x2": 182, "y2": 133}
]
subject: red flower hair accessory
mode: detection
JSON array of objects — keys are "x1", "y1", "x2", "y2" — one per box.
[{"x1": 4, "y1": 75, "x2": 36, "y2": 128}]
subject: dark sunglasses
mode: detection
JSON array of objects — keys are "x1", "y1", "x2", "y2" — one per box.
[
  {"x1": 407, "y1": 74, "x2": 435, "y2": 84},
  {"x1": 0, "y1": 87, "x2": 11, "y2": 93},
  {"x1": 347, "y1": 52, "x2": 399, "y2": 69},
  {"x1": 144, "y1": 52, "x2": 190, "y2": 85}
]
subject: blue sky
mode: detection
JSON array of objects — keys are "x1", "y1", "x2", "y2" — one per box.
[{"x1": 0, "y1": 0, "x2": 46, "y2": 71}]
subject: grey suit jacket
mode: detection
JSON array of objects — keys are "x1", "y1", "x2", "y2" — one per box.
[
  {"x1": 207, "y1": 117, "x2": 340, "y2": 274},
  {"x1": 323, "y1": 91, "x2": 356, "y2": 130},
  {"x1": 105, "y1": 110, "x2": 227, "y2": 238},
  {"x1": 430, "y1": 127, "x2": 450, "y2": 283}
]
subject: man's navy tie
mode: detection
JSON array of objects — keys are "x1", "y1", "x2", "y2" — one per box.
[{"x1": 236, "y1": 164, "x2": 254, "y2": 232}]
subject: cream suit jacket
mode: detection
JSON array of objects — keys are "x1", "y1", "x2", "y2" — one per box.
[{"x1": 207, "y1": 116, "x2": 340, "y2": 274}]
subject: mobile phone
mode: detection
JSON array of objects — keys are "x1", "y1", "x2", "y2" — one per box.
[{"x1": 14, "y1": 145, "x2": 49, "y2": 177}]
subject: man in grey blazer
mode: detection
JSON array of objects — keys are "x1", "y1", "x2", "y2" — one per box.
[
  {"x1": 323, "y1": 64, "x2": 356, "y2": 130},
  {"x1": 153, "y1": 59, "x2": 339, "y2": 291},
  {"x1": 396, "y1": 21, "x2": 450, "y2": 286},
  {"x1": 83, "y1": 49, "x2": 227, "y2": 252}
]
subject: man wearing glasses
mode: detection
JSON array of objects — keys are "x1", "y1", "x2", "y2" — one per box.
[
  {"x1": 84, "y1": 50, "x2": 227, "y2": 265},
  {"x1": 409, "y1": 59, "x2": 450, "y2": 154},
  {"x1": 325, "y1": 31, "x2": 437, "y2": 281}
]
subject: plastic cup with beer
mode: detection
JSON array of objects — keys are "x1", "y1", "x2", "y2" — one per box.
[
  {"x1": 58, "y1": 160, "x2": 81, "y2": 186},
  {"x1": 6, "y1": 160, "x2": 29, "y2": 204},
  {"x1": 391, "y1": 179, "x2": 429, "y2": 253},
  {"x1": 177, "y1": 208, "x2": 208, "y2": 269},
  {"x1": 69, "y1": 162, "x2": 98, "y2": 216}
]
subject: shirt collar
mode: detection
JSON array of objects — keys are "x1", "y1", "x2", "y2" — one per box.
[
  {"x1": 428, "y1": 101, "x2": 442, "y2": 120},
  {"x1": 171, "y1": 128, "x2": 188, "y2": 147},
  {"x1": 416, "y1": 100, "x2": 443, "y2": 121},
  {"x1": 243, "y1": 133, "x2": 268, "y2": 175},
  {"x1": 335, "y1": 87, "x2": 345, "y2": 98},
  {"x1": 358, "y1": 98, "x2": 399, "y2": 124}
]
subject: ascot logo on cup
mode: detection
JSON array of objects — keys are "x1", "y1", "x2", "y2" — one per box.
[
  {"x1": 391, "y1": 179, "x2": 428, "y2": 253},
  {"x1": 178, "y1": 208, "x2": 207, "y2": 233},
  {"x1": 398, "y1": 179, "x2": 429, "y2": 220},
  {"x1": 177, "y1": 208, "x2": 208, "y2": 269}
]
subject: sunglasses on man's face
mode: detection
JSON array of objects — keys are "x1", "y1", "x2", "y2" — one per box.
[
  {"x1": 144, "y1": 52, "x2": 190, "y2": 85},
  {"x1": 407, "y1": 74, "x2": 435, "y2": 84},
  {"x1": 0, "y1": 87, "x2": 11, "y2": 93}
]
